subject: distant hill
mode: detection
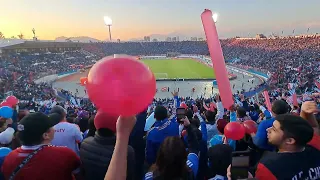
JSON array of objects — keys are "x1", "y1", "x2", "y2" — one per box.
[{"x1": 55, "y1": 36, "x2": 101, "y2": 43}]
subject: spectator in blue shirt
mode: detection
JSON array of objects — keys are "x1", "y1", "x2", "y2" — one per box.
[
  {"x1": 145, "y1": 117, "x2": 199, "y2": 180},
  {"x1": 252, "y1": 100, "x2": 289, "y2": 151},
  {"x1": 145, "y1": 105, "x2": 179, "y2": 165}
]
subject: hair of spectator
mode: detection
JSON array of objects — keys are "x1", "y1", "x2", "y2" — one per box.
[
  {"x1": 151, "y1": 136, "x2": 189, "y2": 179},
  {"x1": 18, "y1": 129, "x2": 49, "y2": 146},
  {"x1": 205, "y1": 110, "x2": 216, "y2": 122},
  {"x1": 277, "y1": 114, "x2": 314, "y2": 147},
  {"x1": 97, "y1": 128, "x2": 115, "y2": 137},
  {"x1": 272, "y1": 100, "x2": 289, "y2": 115},
  {"x1": 208, "y1": 144, "x2": 233, "y2": 177},
  {"x1": 237, "y1": 107, "x2": 247, "y2": 118}
]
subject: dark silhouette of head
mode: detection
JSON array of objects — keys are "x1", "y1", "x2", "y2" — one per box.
[
  {"x1": 208, "y1": 144, "x2": 233, "y2": 177},
  {"x1": 237, "y1": 107, "x2": 247, "y2": 118},
  {"x1": 152, "y1": 136, "x2": 189, "y2": 179},
  {"x1": 154, "y1": 106, "x2": 168, "y2": 121},
  {"x1": 272, "y1": 100, "x2": 289, "y2": 116},
  {"x1": 205, "y1": 110, "x2": 217, "y2": 123}
]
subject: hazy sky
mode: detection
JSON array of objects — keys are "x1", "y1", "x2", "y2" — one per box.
[{"x1": 1, "y1": 0, "x2": 319, "y2": 40}]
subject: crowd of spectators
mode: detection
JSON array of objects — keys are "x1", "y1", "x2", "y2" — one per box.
[
  {"x1": 84, "y1": 36, "x2": 319, "y2": 91},
  {"x1": 0, "y1": 36, "x2": 318, "y2": 102},
  {"x1": 222, "y1": 36, "x2": 320, "y2": 91},
  {"x1": 0, "y1": 36, "x2": 318, "y2": 179},
  {"x1": 0, "y1": 50, "x2": 97, "y2": 100},
  {"x1": 0, "y1": 91, "x2": 319, "y2": 180}
]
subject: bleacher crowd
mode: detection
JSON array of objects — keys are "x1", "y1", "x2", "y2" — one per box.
[{"x1": 0, "y1": 36, "x2": 318, "y2": 179}]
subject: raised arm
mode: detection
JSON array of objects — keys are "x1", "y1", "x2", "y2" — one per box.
[
  {"x1": 104, "y1": 116, "x2": 136, "y2": 180},
  {"x1": 300, "y1": 101, "x2": 319, "y2": 134}
]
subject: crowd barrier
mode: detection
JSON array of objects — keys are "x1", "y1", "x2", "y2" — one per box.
[
  {"x1": 243, "y1": 83, "x2": 267, "y2": 97},
  {"x1": 246, "y1": 69, "x2": 269, "y2": 80},
  {"x1": 34, "y1": 74, "x2": 58, "y2": 84},
  {"x1": 34, "y1": 70, "x2": 79, "y2": 84},
  {"x1": 57, "y1": 70, "x2": 79, "y2": 78}
]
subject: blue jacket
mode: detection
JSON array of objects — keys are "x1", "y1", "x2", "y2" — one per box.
[
  {"x1": 249, "y1": 111, "x2": 259, "y2": 122},
  {"x1": 145, "y1": 118, "x2": 179, "y2": 165},
  {"x1": 253, "y1": 117, "x2": 275, "y2": 151}
]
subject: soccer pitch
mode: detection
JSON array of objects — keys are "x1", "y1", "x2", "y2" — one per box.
[{"x1": 141, "y1": 59, "x2": 215, "y2": 79}]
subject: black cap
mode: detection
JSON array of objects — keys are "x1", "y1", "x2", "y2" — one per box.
[
  {"x1": 18, "y1": 112, "x2": 58, "y2": 144},
  {"x1": 275, "y1": 114, "x2": 314, "y2": 146},
  {"x1": 154, "y1": 106, "x2": 167, "y2": 121},
  {"x1": 50, "y1": 105, "x2": 67, "y2": 117}
]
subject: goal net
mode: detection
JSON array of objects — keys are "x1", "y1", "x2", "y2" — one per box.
[{"x1": 154, "y1": 73, "x2": 168, "y2": 79}]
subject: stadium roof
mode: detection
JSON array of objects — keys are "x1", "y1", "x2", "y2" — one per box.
[
  {"x1": 0, "y1": 40, "x2": 83, "y2": 50},
  {"x1": 0, "y1": 39, "x2": 25, "y2": 48}
]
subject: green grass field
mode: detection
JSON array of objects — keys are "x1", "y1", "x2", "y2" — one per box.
[{"x1": 141, "y1": 59, "x2": 215, "y2": 79}]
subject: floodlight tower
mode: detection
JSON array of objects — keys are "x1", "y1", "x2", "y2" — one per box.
[{"x1": 104, "y1": 16, "x2": 113, "y2": 41}]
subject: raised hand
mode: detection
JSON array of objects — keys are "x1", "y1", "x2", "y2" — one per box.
[
  {"x1": 116, "y1": 116, "x2": 136, "y2": 140},
  {"x1": 301, "y1": 101, "x2": 319, "y2": 114},
  {"x1": 171, "y1": 90, "x2": 178, "y2": 97}
]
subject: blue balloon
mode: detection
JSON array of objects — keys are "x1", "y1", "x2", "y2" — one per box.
[
  {"x1": 0, "y1": 147, "x2": 11, "y2": 157},
  {"x1": 0, "y1": 106, "x2": 13, "y2": 119}
]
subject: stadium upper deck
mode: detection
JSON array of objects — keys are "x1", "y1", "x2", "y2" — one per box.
[{"x1": 0, "y1": 39, "x2": 83, "y2": 54}]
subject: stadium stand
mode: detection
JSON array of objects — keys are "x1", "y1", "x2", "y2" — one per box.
[{"x1": 0, "y1": 36, "x2": 319, "y2": 180}]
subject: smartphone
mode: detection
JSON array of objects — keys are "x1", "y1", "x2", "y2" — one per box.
[
  {"x1": 176, "y1": 107, "x2": 186, "y2": 122},
  {"x1": 231, "y1": 151, "x2": 250, "y2": 180}
]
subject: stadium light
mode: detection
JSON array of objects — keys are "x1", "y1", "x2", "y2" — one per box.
[
  {"x1": 212, "y1": 13, "x2": 218, "y2": 23},
  {"x1": 104, "y1": 16, "x2": 113, "y2": 41}
]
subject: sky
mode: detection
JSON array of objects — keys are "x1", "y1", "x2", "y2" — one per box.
[{"x1": 0, "y1": 0, "x2": 319, "y2": 41}]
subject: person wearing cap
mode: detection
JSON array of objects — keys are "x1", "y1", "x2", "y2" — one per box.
[
  {"x1": 50, "y1": 105, "x2": 83, "y2": 156},
  {"x1": 1, "y1": 112, "x2": 82, "y2": 180},
  {"x1": 80, "y1": 110, "x2": 135, "y2": 180},
  {"x1": 255, "y1": 114, "x2": 320, "y2": 180}
]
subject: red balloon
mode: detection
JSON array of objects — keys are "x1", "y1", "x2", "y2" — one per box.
[
  {"x1": 86, "y1": 56, "x2": 156, "y2": 116},
  {"x1": 80, "y1": 77, "x2": 88, "y2": 85},
  {"x1": 6, "y1": 96, "x2": 19, "y2": 106},
  {"x1": 243, "y1": 120, "x2": 258, "y2": 134},
  {"x1": 180, "y1": 103, "x2": 188, "y2": 109},
  {"x1": 94, "y1": 110, "x2": 118, "y2": 132},
  {"x1": 0, "y1": 101, "x2": 11, "y2": 107},
  {"x1": 181, "y1": 130, "x2": 187, "y2": 137},
  {"x1": 224, "y1": 122, "x2": 246, "y2": 140}
]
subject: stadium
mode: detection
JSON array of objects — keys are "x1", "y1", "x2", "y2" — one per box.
[
  {"x1": 0, "y1": 39, "x2": 265, "y2": 99},
  {"x1": 0, "y1": 36, "x2": 318, "y2": 101},
  {"x1": 0, "y1": 34, "x2": 319, "y2": 180},
  {"x1": 1, "y1": 36, "x2": 317, "y2": 101},
  {"x1": 1, "y1": 2, "x2": 320, "y2": 179}
]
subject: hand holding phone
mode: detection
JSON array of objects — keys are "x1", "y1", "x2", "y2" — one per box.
[
  {"x1": 176, "y1": 107, "x2": 186, "y2": 123},
  {"x1": 231, "y1": 151, "x2": 250, "y2": 180}
]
